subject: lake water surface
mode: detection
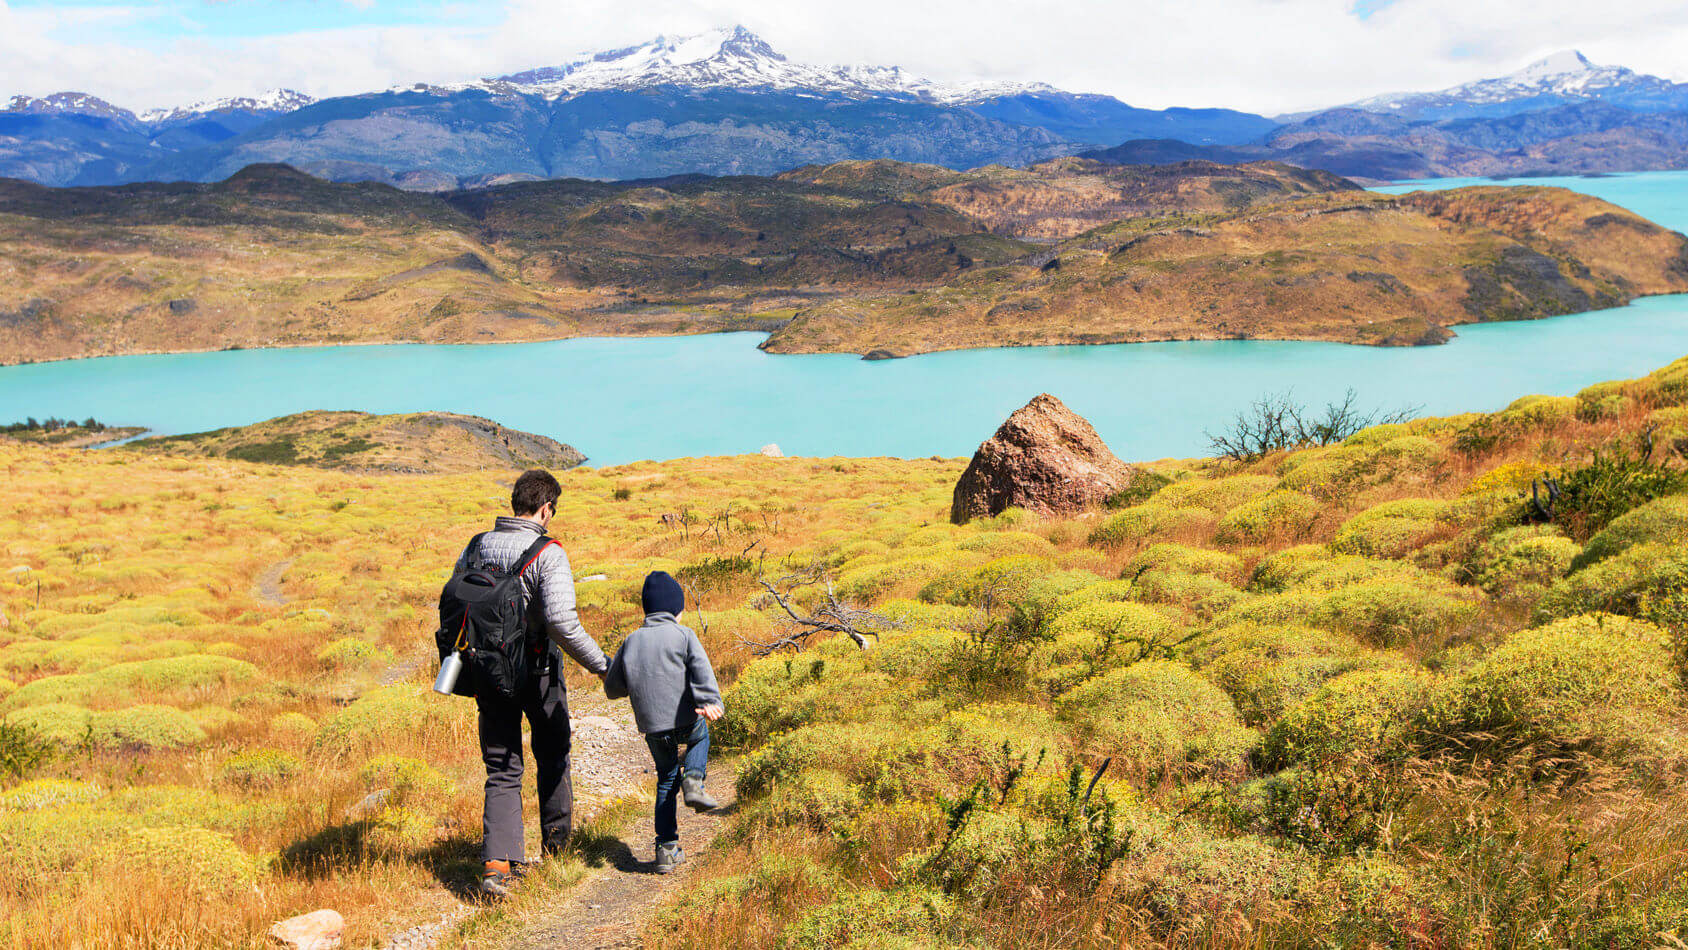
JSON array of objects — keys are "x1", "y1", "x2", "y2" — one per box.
[{"x1": 1, "y1": 170, "x2": 1685, "y2": 466}]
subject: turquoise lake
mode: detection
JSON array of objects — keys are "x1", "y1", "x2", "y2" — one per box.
[{"x1": 1, "y1": 170, "x2": 1686, "y2": 466}]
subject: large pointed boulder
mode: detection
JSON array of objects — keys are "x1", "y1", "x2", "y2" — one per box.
[{"x1": 951, "y1": 394, "x2": 1136, "y2": 524}]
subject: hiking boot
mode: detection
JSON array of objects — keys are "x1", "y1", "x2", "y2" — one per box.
[
  {"x1": 479, "y1": 860, "x2": 518, "y2": 898},
  {"x1": 541, "y1": 828, "x2": 570, "y2": 858},
  {"x1": 680, "y1": 773, "x2": 720, "y2": 812},
  {"x1": 654, "y1": 839, "x2": 685, "y2": 874}
]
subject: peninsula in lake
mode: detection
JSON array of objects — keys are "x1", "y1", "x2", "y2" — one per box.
[{"x1": 1, "y1": 158, "x2": 1685, "y2": 364}]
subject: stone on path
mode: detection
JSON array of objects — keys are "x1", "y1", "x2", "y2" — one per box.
[
  {"x1": 269, "y1": 909, "x2": 344, "y2": 950},
  {"x1": 950, "y1": 393, "x2": 1137, "y2": 524}
]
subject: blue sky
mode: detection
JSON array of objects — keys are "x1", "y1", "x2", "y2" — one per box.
[
  {"x1": 9, "y1": 0, "x2": 454, "y2": 39},
  {"x1": 2, "y1": 0, "x2": 1684, "y2": 114}
]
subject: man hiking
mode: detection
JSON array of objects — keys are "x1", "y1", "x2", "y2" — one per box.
[{"x1": 447, "y1": 469, "x2": 608, "y2": 897}]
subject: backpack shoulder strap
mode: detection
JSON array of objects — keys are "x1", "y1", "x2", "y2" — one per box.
[
  {"x1": 515, "y1": 535, "x2": 558, "y2": 577},
  {"x1": 459, "y1": 532, "x2": 489, "y2": 570}
]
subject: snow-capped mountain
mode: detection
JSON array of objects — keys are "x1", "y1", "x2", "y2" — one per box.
[
  {"x1": 5, "y1": 92, "x2": 139, "y2": 123},
  {"x1": 139, "y1": 89, "x2": 316, "y2": 126},
  {"x1": 422, "y1": 25, "x2": 1056, "y2": 104},
  {"x1": 1339, "y1": 50, "x2": 1688, "y2": 120}
]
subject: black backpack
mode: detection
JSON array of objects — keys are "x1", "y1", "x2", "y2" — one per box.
[{"x1": 436, "y1": 533, "x2": 556, "y2": 701}]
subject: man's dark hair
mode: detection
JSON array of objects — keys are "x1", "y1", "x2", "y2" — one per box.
[{"x1": 512, "y1": 469, "x2": 562, "y2": 516}]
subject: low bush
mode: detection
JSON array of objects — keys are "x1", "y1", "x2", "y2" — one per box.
[
  {"x1": 786, "y1": 887, "x2": 959, "y2": 950},
  {"x1": 1421, "y1": 614, "x2": 1676, "y2": 764},
  {"x1": 1528, "y1": 435, "x2": 1688, "y2": 540},
  {"x1": 90, "y1": 705, "x2": 207, "y2": 750},
  {"x1": 1572, "y1": 494, "x2": 1688, "y2": 570},
  {"x1": 315, "y1": 636, "x2": 388, "y2": 669},
  {"x1": 1312, "y1": 580, "x2": 1478, "y2": 649},
  {"x1": 1087, "y1": 504, "x2": 1218, "y2": 548},
  {"x1": 0, "y1": 778, "x2": 102, "y2": 811},
  {"x1": 360, "y1": 754, "x2": 453, "y2": 804},
  {"x1": 4, "y1": 703, "x2": 92, "y2": 748},
  {"x1": 313, "y1": 686, "x2": 453, "y2": 756},
  {"x1": 1055, "y1": 660, "x2": 1255, "y2": 780},
  {"x1": 1331, "y1": 499, "x2": 1451, "y2": 559},
  {"x1": 1263, "y1": 668, "x2": 1434, "y2": 768},
  {"x1": 1197, "y1": 624, "x2": 1381, "y2": 726},
  {"x1": 101, "y1": 826, "x2": 258, "y2": 898},
  {"x1": 1214, "y1": 490, "x2": 1322, "y2": 544},
  {"x1": 220, "y1": 748, "x2": 301, "y2": 788},
  {"x1": 1535, "y1": 544, "x2": 1688, "y2": 641},
  {"x1": 1121, "y1": 543, "x2": 1243, "y2": 582}
]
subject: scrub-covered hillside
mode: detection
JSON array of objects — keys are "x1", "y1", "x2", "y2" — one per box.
[{"x1": 2, "y1": 355, "x2": 1687, "y2": 947}]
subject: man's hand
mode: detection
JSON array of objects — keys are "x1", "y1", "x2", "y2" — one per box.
[{"x1": 694, "y1": 704, "x2": 723, "y2": 722}]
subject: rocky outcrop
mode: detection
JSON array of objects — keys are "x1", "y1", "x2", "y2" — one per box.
[{"x1": 951, "y1": 394, "x2": 1135, "y2": 524}]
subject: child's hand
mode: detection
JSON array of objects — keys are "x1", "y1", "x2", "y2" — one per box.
[{"x1": 695, "y1": 704, "x2": 723, "y2": 722}]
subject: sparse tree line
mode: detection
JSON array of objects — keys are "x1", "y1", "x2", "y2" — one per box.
[{"x1": 4, "y1": 416, "x2": 107, "y2": 433}]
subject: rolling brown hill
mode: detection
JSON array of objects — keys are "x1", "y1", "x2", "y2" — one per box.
[
  {"x1": 762, "y1": 186, "x2": 1688, "y2": 356},
  {"x1": 0, "y1": 160, "x2": 1682, "y2": 363}
]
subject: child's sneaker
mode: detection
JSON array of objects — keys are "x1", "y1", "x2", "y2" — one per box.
[
  {"x1": 654, "y1": 839, "x2": 685, "y2": 874},
  {"x1": 681, "y1": 773, "x2": 720, "y2": 811}
]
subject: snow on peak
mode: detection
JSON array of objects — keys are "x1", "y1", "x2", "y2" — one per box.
[
  {"x1": 469, "y1": 26, "x2": 1050, "y2": 103},
  {"x1": 5, "y1": 92, "x2": 135, "y2": 121},
  {"x1": 1513, "y1": 50, "x2": 1593, "y2": 81},
  {"x1": 1345, "y1": 49, "x2": 1666, "y2": 115},
  {"x1": 139, "y1": 89, "x2": 317, "y2": 124}
]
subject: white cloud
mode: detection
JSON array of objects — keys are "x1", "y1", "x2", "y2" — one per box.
[{"x1": 1, "y1": 0, "x2": 1686, "y2": 115}]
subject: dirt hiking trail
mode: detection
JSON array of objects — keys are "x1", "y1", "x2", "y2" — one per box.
[{"x1": 386, "y1": 691, "x2": 737, "y2": 950}]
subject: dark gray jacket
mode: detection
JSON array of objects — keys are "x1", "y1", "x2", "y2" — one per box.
[
  {"x1": 453, "y1": 516, "x2": 608, "y2": 677},
  {"x1": 602, "y1": 612, "x2": 723, "y2": 734}
]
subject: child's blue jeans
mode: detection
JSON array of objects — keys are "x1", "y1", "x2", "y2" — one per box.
[{"x1": 645, "y1": 716, "x2": 710, "y2": 844}]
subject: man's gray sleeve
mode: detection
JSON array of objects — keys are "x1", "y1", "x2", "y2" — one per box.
[
  {"x1": 534, "y1": 545, "x2": 608, "y2": 675},
  {"x1": 684, "y1": 628, "x2": 723, "y2": 710}
]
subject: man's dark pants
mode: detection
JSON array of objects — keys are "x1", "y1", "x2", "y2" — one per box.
[
  {"x1": 645, "y1": 716, "x2": 710, "y2": 844},
  {"x1": 476, "y1": 659, "x2": 571, "y2": 863}
]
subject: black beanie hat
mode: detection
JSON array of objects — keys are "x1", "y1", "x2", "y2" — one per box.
[{"x1": 642, "y1": 571, "x2": 686, "y2": 616}]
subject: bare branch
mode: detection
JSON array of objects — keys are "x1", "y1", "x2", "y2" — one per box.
[{"x1": 741, "y1": 571, "x2": 906, "y2": 655}]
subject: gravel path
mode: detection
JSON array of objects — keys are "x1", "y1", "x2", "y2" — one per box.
[
  {"x1": 252, "y1": 558, "x2": 294, "y2": 606},
  {"x1": 501, "y1": 765, "x2": 737, "y2": 950},
  {"x1": 385, "y1": 691, "x2": 733, "y2": 950}
]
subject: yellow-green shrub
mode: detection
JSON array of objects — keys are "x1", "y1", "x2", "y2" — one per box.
[
  {"x1": 1056, "y1": 660, "x2": 1254, "y2": 780},
  {"x1": 1331, "y1": 500, "x2": 1450, "y2": 558},
  {"x1": 1214, "y1": 490, "x2": 1322, "y2": 544},
  {"x1": 1087, "y1": 504, "x2": 1218, "y2": 548},
  {"x1": 1311, "y1": 580, "x2": 1478, "y2": 648},
  {"x1": 360, "y1": 754, "x2": 453, "y2": 803},
  {"x1": 1422, "y1": 615, "x2": 1676, "y2": 762},
  {"x1": 1263, "y1": 668, "x2": 1434, "y2": 767},
  {"x1": 101, "y1": 826, "x2": 257, "y2": 898},
  {"x1": 313, "y1": 686, "x2": 451, "y2": 756},
  {"x1": 0, "y1": 778, "x2": 102, "y2": 811},
  {"x1": 5, "y1": 703, "x2": 93, "y2": 747},
  {"x1": 220, "y1": 748, "x2": 301, "y2": 788},
  {"x1": 1122, "y1": 544, "x2": 1243, "y2": 582},
  {"x1": 1573, "y1": 495, "x2": 1688, "y2": 570},
  {"x1": 1198, "y1": 624, "x2": 1383, "y2": 726},
  {"x1": 315, "y1": 637, "x2": 389, "y2": 669},
  {"x1": 90, "y1": 705, "x2": 207, "y2": 750}
]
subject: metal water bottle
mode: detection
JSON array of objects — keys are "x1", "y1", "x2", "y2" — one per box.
[{"x1": 433, "y1": 652, "x2": 465, "y2": 695}]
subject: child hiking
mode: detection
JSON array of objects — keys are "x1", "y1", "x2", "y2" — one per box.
[{"x1": 603, "y1": 570, "x2": 724, "y2": 873}]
